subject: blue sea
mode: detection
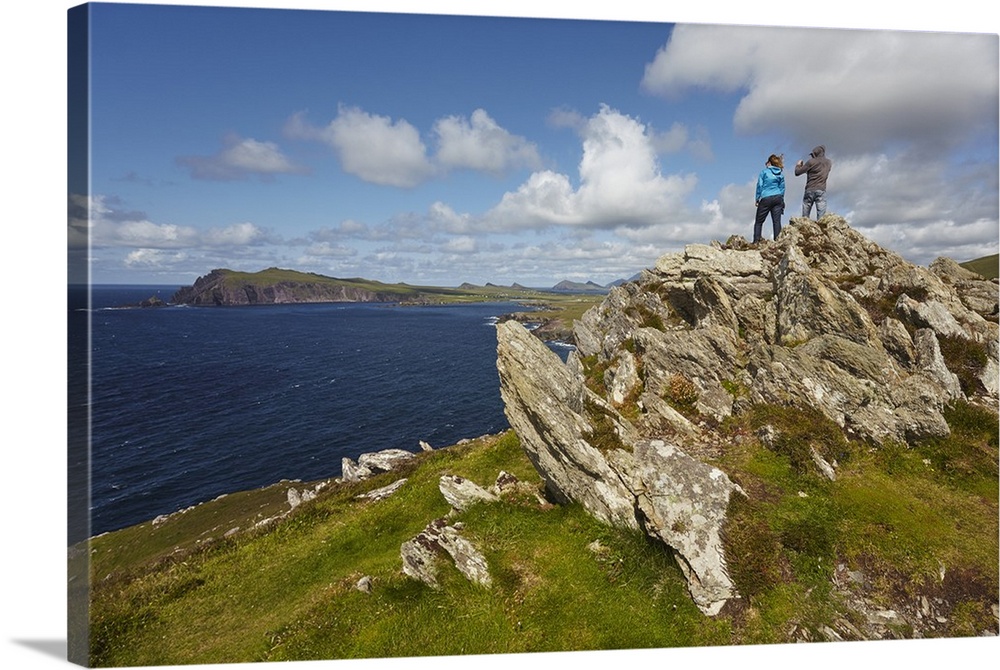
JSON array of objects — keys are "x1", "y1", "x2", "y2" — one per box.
[{"x1": 76, "y1": 285, "x2": 573, "y2": 537}]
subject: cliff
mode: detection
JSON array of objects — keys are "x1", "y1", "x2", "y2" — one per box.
[{"x1": 497, "y1": 214, "x2": 998, "y2": 620}]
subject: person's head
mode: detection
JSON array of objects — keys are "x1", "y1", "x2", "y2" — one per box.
[{"x1": 767, "y1": 154, "x2": 784, "y2": 169}]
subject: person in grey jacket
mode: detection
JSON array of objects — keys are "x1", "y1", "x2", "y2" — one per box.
[{"x1": 794, "y1": 145, "x2": 832, "y2": 219}]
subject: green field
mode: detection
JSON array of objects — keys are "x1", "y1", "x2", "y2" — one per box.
[{"x1": 84, "y1": 399, "x2": 998, "y2": 666}]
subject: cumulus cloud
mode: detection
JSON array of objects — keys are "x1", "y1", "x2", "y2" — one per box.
[
  {"x1": 642, "y1": 25, "x2": 998, "y2": 154},
  {"x1": 177, "y1": 133, "x2": 307, "y2": 181},
  {"x1": 317, "y1": 106, "x2": 435, "y2": 188},
  {"x1": 286, "y1": 106, "x2": 541, "y2": 187},
  {"x1": 484, "y1": 105, "x2": 698, "y2": 230},
  {"x1": 433, "y1": 109, "x2": 542, "y2": 174}
]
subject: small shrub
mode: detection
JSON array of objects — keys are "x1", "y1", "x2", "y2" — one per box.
[
  {"x1": 664, "y1": 373, "x2": 699, "y2": 415},
  {"x1": 579, "y1": 354, "x2": 610, "y2": 396},
  {"x1": 916, "y1": 400, "x2": 999, "y2": 496}
]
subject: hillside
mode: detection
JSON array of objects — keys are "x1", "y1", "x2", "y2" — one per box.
[
  {"x1": 80, "y1": 215, "x2": 999, "y2": 666},
  {"x1": 960, "y1": 253, "x2": 1000, "y2": 280}
]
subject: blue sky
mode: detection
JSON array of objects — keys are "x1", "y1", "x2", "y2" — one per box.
[
  {"x1": 70, "y1": 2, "x2": 998, "y2": 288},
  {"x1": 71, "y1": 3, "x2": 998, "y2": 286}
]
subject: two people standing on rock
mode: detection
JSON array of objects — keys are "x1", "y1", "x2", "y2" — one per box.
[{"x1": 752, "y1": 145, "x2": 833, "y2": 243}]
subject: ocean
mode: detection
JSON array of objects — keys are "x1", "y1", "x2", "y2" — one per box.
[{"x1": 75, "y1": 285, "x2": 572, "y2": 537}]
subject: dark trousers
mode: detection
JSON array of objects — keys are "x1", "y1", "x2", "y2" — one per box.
[{"x1": 754, "y1": 195, "x2": 784, "y2": 242}]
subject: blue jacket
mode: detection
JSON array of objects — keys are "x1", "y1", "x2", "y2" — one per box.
[{"x1": 756, "y1": 165, "x2": 785, "y2": 202}]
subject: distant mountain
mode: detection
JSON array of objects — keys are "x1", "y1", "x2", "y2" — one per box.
[{"x1": 550, "y1": 280, "x2": 609, "y2": 293}]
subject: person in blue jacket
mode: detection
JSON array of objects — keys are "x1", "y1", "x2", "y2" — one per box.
[{"x1": 753, "y1": 154, "x2": 785, "y2": 243}]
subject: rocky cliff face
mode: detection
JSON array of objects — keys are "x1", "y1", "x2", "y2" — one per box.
[
  {"x1": 171, "y1": 269, "x2": 404, "y2": 306},
  {"x1": 496, "y1": 214, "x2": 998, "y2": 616}
]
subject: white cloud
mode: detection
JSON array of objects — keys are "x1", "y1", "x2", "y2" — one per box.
[
  {"x1": 642, "y1": 25, "x2": 998, "y2": 154},
  {"x1": 301, "y1": 241, "x2": 358, "y2": 259},
  {"x1": 322, "y1": 106, "x2": 435, "y2": 188},
  {"x1": 88, "y1": 194, "x2": 270, "y2": 251},
  {"x1": 124, "y1": 248, "x2": 190, "y2": 268},
  {"x1": 202, "y1": 222, "x2": 267, "y2": 247},
  {"x1": 484, "y1": 105, "x2": 698, "y2": 230},
  {"x1": 442, "y1": 235, "x2": 479, "y2": 254},
  {"x1": 434, "y1": 108, "x2": 541, "y2": 174},
  {"x1": 288, "y1": 106, "x2": 542, "y2": 187},
  {"x1": 177, "y1": 133, "x2": 306, "y2": 181},
  {"x1": 428, "y1": 202, "x2": 475, "y2": 234}
]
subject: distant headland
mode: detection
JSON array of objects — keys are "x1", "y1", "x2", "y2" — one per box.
[{"x1": 168, "y1": 267, "x2": 628, "y2": 307}]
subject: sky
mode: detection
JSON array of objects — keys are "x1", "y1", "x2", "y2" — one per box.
[
  {"x1": 2, "y1": 3, "x2": 1000, "y2": 670},
  {"x1": 69, "y1": 1, "x2": 999, "y2": 288}
]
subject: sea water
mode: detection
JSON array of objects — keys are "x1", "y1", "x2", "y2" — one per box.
[{"x1": 77, "y1": 285, "x2": 569, "y2": 536}]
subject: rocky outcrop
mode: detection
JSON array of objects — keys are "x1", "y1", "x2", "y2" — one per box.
[
  {"x1": 341, "y1": 448, "x2": 415, "y2": 483},
  {"x1": 497, "y1": 319, "x2": 745, "y2": 614},
  {"x1": 401, "y1": 519, "x2": 492, "y2": 589},
  {"x1": 496, "y1": 214, "x2": 999, "y2": 616}
]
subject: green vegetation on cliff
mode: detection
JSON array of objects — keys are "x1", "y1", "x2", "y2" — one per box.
[{"x1": 85, "y1": 400, "x2": 998, "y2": 666}]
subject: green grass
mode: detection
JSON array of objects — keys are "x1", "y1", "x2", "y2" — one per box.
[
  {"x1": 959, "y1": 253, "x2": 999, "y2": 279},
  {"x1": 716, "y1": 400, "x2": 998, "y2": 640},
  {"x1": 87, "y1": 401, "x2": 999, "y2": 665}
]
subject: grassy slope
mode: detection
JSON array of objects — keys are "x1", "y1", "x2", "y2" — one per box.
[
  {"x1": 959, "y1": 254, "x2": 999, "y2": 279},
  {"x1": 88, "y1": 400, "x2": 998, "y2": 666}
]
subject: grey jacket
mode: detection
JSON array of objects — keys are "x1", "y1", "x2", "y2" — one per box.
[{"x1": 794, "y1": 145, "x2": 832, "y2": 192}]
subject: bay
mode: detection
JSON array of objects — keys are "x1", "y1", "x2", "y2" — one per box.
[{"x1": 83, "y1": 285, "x2": 564, "y2": 536}]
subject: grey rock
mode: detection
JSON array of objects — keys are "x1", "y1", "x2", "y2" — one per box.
[
  {"x1": 438, "y1": 475, "x2": 499, "y2": 512},
  {"x1": 896, "y1": 295, "x2": 968, "y2": 340},
  {"x1": 356, "y1": 478, "x2": 408, "y2": 502},
  {"x1": 401, "y1": 518, "x2": 491, "y2": 588},
  {"x1": 342, "y1": 448, "x2": 415, "y2": 482},
  {"x1": 630, "y1": 439, "x2": 746, "y2": 615}
]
